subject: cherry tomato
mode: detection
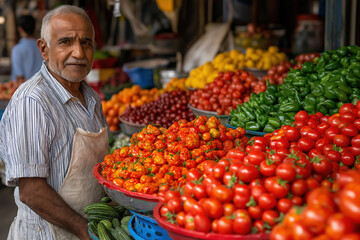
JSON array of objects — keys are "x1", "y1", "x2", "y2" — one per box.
[
  {"x1": 325, "y1": 213, "x2": 355, "y2": 239},
  {"x1": 194, "y1": 213, "x2": 211, "y2": 233}
]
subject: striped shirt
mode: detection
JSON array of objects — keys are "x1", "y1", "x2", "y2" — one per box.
[{"x1": 0, "y1": 62, "x2": 108, "y2": 239}]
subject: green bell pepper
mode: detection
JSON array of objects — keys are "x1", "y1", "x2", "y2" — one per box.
[
  {"x1": 263, "y1": 123, "x2": 276, "y2": 133},
  {"x1": 333, "y1": 88, "x2": 348, "y2": 102},
  {"x1": 279, "y1": 101, "x2": 300, "y2": 112},
  {"x1": 246, "y1": 121, "x2": 261, "y2": 131}
]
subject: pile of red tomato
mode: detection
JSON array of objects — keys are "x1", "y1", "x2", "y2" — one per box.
[
  {"x1": 157, "y1": 100, "x2": 360, "y2": 236},
  {"x1": 100, "y1": 116, "x2": 249, "y2": 195},
  {"x1": 189, "y1": 70, "x2": 259, "y2": 115},
  {"x1": 271, "y1": 170, "x2": 360, "y2": 239}
]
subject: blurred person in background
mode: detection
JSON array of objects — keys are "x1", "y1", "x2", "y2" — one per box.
[{"x1": 11, "y1": 14, "x2": 43, "y2": 81}]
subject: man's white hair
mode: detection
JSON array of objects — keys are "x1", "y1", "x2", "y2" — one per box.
[{"x1": 40, "y1": 5, "x2": 94, "y2": 47}]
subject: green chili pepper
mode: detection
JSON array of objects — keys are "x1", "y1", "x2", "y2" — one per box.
[
  {"x1": 299, "y1": 85, "x2": 310, "y2": 97},
  {"x1": 317, "y1": 96, "x2": 327, "y2": 103},
  {"x1": 324, "y1": 89, "x2": 338, "y2": 99},
  {"x1": 279, "y1": 101, "x2": 300, "y2": 112},
  {"x1": 268, "y1": 117, "x2": 281, "y2": 128},
  {"x1": 317, "y1": 104, "x2": 329, "y2": 115},
  {"x1": 263, "y1": 123, "x2": 276, "y2": 133},
  {"x1": 242, "y1": 106, "x2": 256, "y2": 120},
  {"x1": 352, "y1": 97, "x2": 360, "y2": 105},
  {"x1": 312, "y1": 84, "x2": 324, "y2": 97},
  {"x1": 283, "y1": 119, "x2": 293, "y2": 126},
  {"x1": 331, "y1": 53, "x2": 340, "y2": 62},
  {"x1": 337, "y1": 102, "x2": 345, "y2": 109},
  {"x1": 292, "y1": 76, "x2": 309, "y2": 86},
  {"x1": 329, "y1": 108, "x2": 339, "y2": 115},
  {"x1": 320, "y1": 99, "x2": 337, "y2": 109},
  {"x1": 338, "y1": 85, "x2": 353, "y2": 95},
  {"x1": 310, "y1": 73, "x2": 319, "y2": 81},
  {"x1": 302, "y1": 62, "x2": 315, "y2": 73},
  {"x1": 255, "y1": 112, "x2": 268, "y2": 128},
  {"x1": 286, "y1": 112, "x2": 296, "y2": 121},
  {"x1": 246, "y1": 121, "x2": 261, "y2": 131},
  {"x1": 337, "y1": 46, "x2": 348, "y2": 56},
  {"x1": 340, "y1": 57, "x2": 350, "y2": 68},
  {"x1": 303, "y1": 104, "x2": 316, "y2": 114},
  {"x1": 324, "y1": 61, "x2": 339, "y2": 71},
  {"x1": 277, "y1": 113, "x2": 289, "y2": 123},
  {"x1": 333, "y1": 88, "x2": 348, "y2": 102}
]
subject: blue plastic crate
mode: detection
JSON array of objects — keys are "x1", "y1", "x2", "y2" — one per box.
[
  {"x1": 123, "y1": 59, "x2": 169, "y2": 89},
  {"x1": 129, "y1": 210, "x2": 171, "y2": 240}
]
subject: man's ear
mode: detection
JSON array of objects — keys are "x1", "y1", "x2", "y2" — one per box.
[{"x1": 37, "y1": 39, "x2": 48, "y2": 61}]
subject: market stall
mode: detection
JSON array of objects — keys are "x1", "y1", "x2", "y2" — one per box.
[{"x1": 82, "y1": 44, "x2": 360, "y2": 240}]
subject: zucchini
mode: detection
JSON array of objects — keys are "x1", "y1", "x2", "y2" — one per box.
[
  {"x1": 112, "y1": 218, "x2": 121, "y2": 229},
  {"x1": 88, "y1": 221, "x2": 98, "y2": 237},
  {"x1": 108, "y1": 228, "x2": 125, "y2": 240},
  {"x1": 84, "y1": 203, "x2": 117, "y2": 214},
  {"x1": 120, "y1": 216, "x2": 131, "y2": 236},
  {"x1": 100, "y1": 219, "x2": 113, "y2": 229},
  {"x1": 97, "y1": 222, "x2": 112, "y2": 240},
  {"x1": 86, "y1": 209, "x2": 119, "y2": 219},
  {"x1": 114, "y1": 226, "x2": 132, "y2": 240},
  {"x1": 101, "y1": 197, "x2": 112, "y2": 203},
  {"x1": 88, "y1": 214, "x2": 115, "y2": 223}
]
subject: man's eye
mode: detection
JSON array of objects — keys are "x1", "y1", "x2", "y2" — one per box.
[
  {"x1": 60, "y1": 39, "x2": 71, "y2": 44},
  {"x1": 81, "y1": 41, "x2": 92, "y2": 46}
]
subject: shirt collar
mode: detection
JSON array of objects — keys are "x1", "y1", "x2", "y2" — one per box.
[{"x1": 40, "y1": 62, "x2": 96, "y2": 105}]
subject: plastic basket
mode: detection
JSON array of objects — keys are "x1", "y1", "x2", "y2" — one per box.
[
  {"x1": 128, "y1": 210, "x2": 171, "y2": 240},
  {"x1": 119, "y1": 117, "x2": 146, "y2": 137},
  {"x1": 93, "y1": 163, "x2": 159, "y2": 212},
  {"x1": 123, "y1": 59, "x2": 169, "y2": 89},
  {"x1": 153, "y1": 203, "x2": 270, "y2": 240},
  {"x1": 188, "y1": 104, "x2": 228, "y2": 125},
  {"x1": 225, "y1": 118, "x2": 266, "y2": 138}
]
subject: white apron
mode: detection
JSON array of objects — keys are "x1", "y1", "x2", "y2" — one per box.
[{"x1": 47, "y1": 126, "x2": 108, "y2": 240}]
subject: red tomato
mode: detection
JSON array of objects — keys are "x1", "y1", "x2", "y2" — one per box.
[
  {"x1": 225, "y1": 148, "x2": 247, "y2": 161},
  {"x1": 233, "y1": 213, "x2": 252, "y2": 234},
  {"x1": 193, "y1": 184, "x2": 208, "y2": 200},
  {"x1": 258, "y1": 193, "x2": 277, "y2": 210},
  {"x1": 262, "y1": 210, "x2": 279, "y2": 226},
  {"x1": 270, "y1": 225, "x2": 293, "y2": 240},
  {"x1": 194, "y1": 213, "x2": 211, "y2": 233},
  {"x1": 276, "y1": 163, "x2": 296, "y2": 181},
  {"x1": 248, "y1": 205, "x2": 263, "y2": 220},
  {"x1": 167, "y1": 197, "x2": 183, "y2": 214},
  {"x1": 291, "y1": 222, "x2": 314, "y2": 240},
  {"x1": 342, "y1": 123, "x2": 359, "y2": 137},
  {"x1": 264, "y1": 176, "x2": 289, "y2": 199},
  {"x1": 298, "y1": 137, "x2": 315, "y2": 152},
  {"x1": 247, "y1": 150, "x2": 267, "y2": 165},
  {"x1": 237, "y1": 164, "x2": 259, "y2": 183},
  {"x1": 186, "y1": 169, "x2": 203, "y2": 182},
  {"x1": 260, "y1": 159, "x2": 277, "y2": 177},
  {"x1": 202, "y1": 198, "x2": 224, "y2": 219},
  {"x1": 217, "y1": 216, "x2": 233, "y2": 234},
  {"x1": 325, "y1": 213, "x2": 355, "y2": 239},
  {"x1": 325, "y1": 127, "x2": 341, "y2": 139},
  {"x1": 339, "y1": 182, "x2": 360, "y2": 223},
  {"x1": 295, "y1": 110, "x2": 309, "y2": 122},
  {"x1": 223, "y1": 203, "x2": 236, "y2": 216},
  {"x1": 285, "y1": 126, "x2": 301, "y2": 142},
  {"x1": 176, "y1": 211, "x2": 186, "y2": 226},
  {"x1": 291, "y1": 179, "x2": 308, "y2": 196},
  {"x1": 317, "y1": 122, "x2": 330, "y2": 136},
  {"x1": 212, "y1": 164, "x2": 226, "y2": 180},
  {"x1": 333, "y1": 134, "x2": 350, "y2": 147},
  {"x1": 341, "y1": 111, "x2": 358, "y2": 123},
  {"x1": 277, "y1": 198, "x2": 293, "y2": 213},
  {"x1": 339, "y1": 103, "x2": 356, "y2": 115},
  {"x1": 212, "y1": 185, "x2": 233, "y2": 203},
  {"x1": 302, "y1": 205, "x2": 333, "y2": 234}
]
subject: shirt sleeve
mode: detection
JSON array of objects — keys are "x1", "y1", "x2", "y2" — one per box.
[
  {"x1": 3, "y1": 96, "x2": 52, "y2": 186},
  {"x1": 11, "y1": 46, "x2": 24, "y2": 81}
]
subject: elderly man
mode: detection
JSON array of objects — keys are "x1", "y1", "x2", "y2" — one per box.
[{"x1": 0, "y1": 5, "x2": 108, "y2": 240}]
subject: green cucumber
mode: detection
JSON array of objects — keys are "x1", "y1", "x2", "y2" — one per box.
[
  {"x1": 84, "y1": 203, "x2": 117, "y2": 214},
  {"x1": 97, "y1": 222, "x2": 111, "y2": 240},
  {"x1": 100, "y1": 197, "x2": 112, "y2": 203},
  {"x1": 100, "y1": 219, "x2": 113, "y2": 229}
]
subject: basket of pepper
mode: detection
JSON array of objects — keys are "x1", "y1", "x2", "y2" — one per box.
[{"x1": 93, "y1": 163, "x2": 159, "y2": 213}]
